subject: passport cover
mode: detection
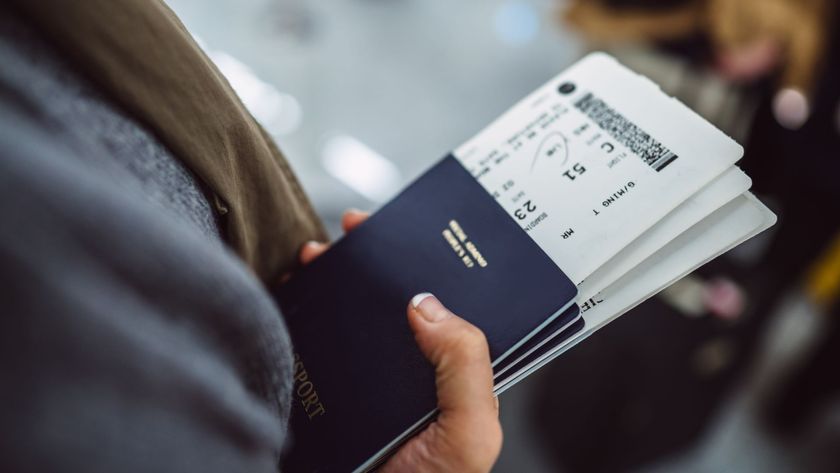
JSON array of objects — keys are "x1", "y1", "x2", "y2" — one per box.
[
  {"x1": 496, "y1": 318, "x2": 586, "y2": 390},
  {"x1": 493, "y1": 305, "x2": 582, "y2": 378},
  {"x1": 275, "y1": 155, "x2": 577, "y2": 472}
]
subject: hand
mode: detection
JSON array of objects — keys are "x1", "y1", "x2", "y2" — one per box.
[{"x1": 299, "y1": 210, "x2": 502, "y2": 473}]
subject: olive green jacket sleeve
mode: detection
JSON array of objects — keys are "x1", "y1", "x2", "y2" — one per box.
[{"x1": 10, "y1": 0, "x2": 327, "y2": 283}]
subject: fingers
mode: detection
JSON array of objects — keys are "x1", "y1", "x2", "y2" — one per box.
[
  {"x1": 341, "y1": 208, "x2": 369, "y2": 233},
  {"x1": 298, "y1": 209, "x2": 370, "y2": 266},
  {"x1": 406, "y1": 293, "x2": 502, "y2": 466},
  {"x1": 299, "y1": 241, "x2": 328, "y2": 265}
]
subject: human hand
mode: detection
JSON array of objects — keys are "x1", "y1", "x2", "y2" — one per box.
[{"x1": 299, "y1": 209, "x2": 502, "y2": 473}]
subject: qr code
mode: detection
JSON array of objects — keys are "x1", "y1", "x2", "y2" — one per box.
[{"x1": 574, "y1": 92, "x2": 678, "y2": 172}]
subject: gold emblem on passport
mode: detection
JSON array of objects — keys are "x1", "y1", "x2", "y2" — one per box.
[{"x1": 442, "y1": 219, "x2": 488, "y2": 268}]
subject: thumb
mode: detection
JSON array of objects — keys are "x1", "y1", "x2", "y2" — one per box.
[
  {"x1": 381, "y1": 294, "x2": 501, "y2": 472},
  {"x1": 407, "y1": 293, "x2": 499, "y2": 423}
]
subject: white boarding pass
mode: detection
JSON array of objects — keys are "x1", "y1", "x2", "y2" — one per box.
[
  {"x1": 454, "y1": 53, "x2": 743, "y2": 284},
  {"x1": 577, "y1": 166, "x2": 752, "y2": 301}
]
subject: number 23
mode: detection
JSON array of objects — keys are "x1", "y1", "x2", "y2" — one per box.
[{"x1": 514, "y1": 200, "x2": 537, "y2": 220}]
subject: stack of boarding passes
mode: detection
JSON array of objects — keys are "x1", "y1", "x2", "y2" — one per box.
[{"x1": 450, "y1": 53, "x2": 776, "y2": 392}]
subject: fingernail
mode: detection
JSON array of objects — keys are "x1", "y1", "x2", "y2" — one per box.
[
  {"x1": 411, "y1": 293, "x2": 450, "y2": 323},
  {"x1": 304, "y1": 241, "x2": 325, "y2": 250},
  {"x1": 494, "y1": 395, "x2": 500, "y2": 411}
]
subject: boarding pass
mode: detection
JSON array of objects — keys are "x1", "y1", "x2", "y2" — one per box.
[{"x1": 453, "y1": 53, "x2": 743, "y2": 284}]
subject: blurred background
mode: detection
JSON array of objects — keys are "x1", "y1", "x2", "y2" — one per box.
[{"x1": 164, "y1": 0, "x2": 840, "y2": 471}]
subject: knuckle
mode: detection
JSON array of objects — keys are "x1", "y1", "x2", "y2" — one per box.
[
  {"x1": 442, "y1": 326, "x2": 489, "y2": 362},
  {"x1": 459, "y1": 324, "x2": 489, "y2": 351}
]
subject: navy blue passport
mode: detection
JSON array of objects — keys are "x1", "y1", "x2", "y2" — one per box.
[
  {"x1": 495, "y1": 317, "x2": 586, "y2": 390},
  {"x1": 493, "y1": 305, "x2": 581, "y2": 379},
  {"x1": 275, "y1": 155, "x2": 576, "y2": 472}
]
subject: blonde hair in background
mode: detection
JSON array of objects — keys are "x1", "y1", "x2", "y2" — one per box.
[{"x1": 563, "y1": 0, "x2": 834, "y2": 97}]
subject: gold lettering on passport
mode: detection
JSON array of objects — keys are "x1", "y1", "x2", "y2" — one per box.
[
  {"x1": 449, "y1": 220, "x2": 468, "y2": 242},
  {"x1": 443, "y1": 229, "x2": 468, "y2": 258},
  {"x1": 465, "y1": 241, "x2": 488, "y2": 268},
  {"x1": 293, "y1": 353, "x2": 326, "y2": 420},
  {"x1": 442, "y1": 220, "x2": 488, "y2": 268}
]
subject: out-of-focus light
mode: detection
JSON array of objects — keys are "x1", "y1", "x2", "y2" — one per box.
[
  {"x1": 772, "y1": 87, "x2": 809, "y2": 130},
  {"x1": 321, "y1": 135, "x2": 402, "y2": 203},
  {"x1": 494, "y1": 1, "x2": 540, "y2": 46},
  {"x1": 209, "y1": 51, "x2": 303, "y2": 136},
  {"x1": 702, "y1": 277, "x2": 745, "y2": 321}
]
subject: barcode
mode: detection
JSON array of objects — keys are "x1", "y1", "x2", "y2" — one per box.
[{"x1": 574, "y1": 92, "x2": 678, "y2": 172}]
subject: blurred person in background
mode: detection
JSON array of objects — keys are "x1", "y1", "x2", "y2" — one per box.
[
  {"x1": 529, "y1": 0, "x2": 840, "y2": 471},
  {"x1": 0, "y1": 1, "x2": 502, "y2": 472}
]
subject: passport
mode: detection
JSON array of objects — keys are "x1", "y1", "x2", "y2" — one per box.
[
  {"x1": 496, "y1": 317, "x2": 586, "y2": 390},
  {"x1": 276, "y1": 155, "x2": 577, "y2": 472},
  {"x1": 493, "y1": 305, "x2": 582, "y2": 379}
]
